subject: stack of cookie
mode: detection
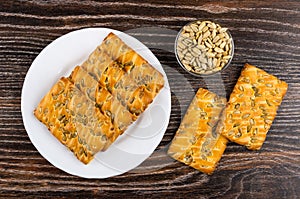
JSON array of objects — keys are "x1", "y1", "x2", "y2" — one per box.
[{"x1": 34, "y1": 33, "x2": 165, "y2": 164}]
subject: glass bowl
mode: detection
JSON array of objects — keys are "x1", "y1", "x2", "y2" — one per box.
[{"x1": 175, "y1": 20, "x2": 234, "y2": 76}]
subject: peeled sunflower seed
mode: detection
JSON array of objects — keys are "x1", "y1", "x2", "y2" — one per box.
[{"x1": 176, "y1": 20, "x2": 233, "y2": 75}]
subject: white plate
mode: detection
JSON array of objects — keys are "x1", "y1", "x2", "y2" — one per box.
[{"x1": 21, "y1": 28, "x2": 171, "y2": 178}]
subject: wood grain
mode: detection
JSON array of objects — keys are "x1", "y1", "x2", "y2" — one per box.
[{"x1": 0, "y1": 0, "x2": 299, "y2": 198}]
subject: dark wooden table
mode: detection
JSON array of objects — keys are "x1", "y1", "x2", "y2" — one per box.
[{"x1": 1, "y1": 0, "x2": 299, "y2": 198}]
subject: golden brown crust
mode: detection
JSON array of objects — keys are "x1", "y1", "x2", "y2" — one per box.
[
  {"x1": 34, "y1": 77, "x2": 110, "y2": 164},
  {"x1": 69, "y1": 66, "x2": 115, "y2": 141},
  {"x1": 81, "y1": 51, "x2": 125, "y2": 93},
  {"x1": 96, "y1": 86, "x2": 134, "y2": 137},
  {"x1": 81, "y1": 32, "x2": 165, "y2": 118},
  {"x1": 100, "y1": 32, "x2": 134, "y2": 61},
  {"x1": 92, "y1": 33, "x2": 165, "y2": 117},
  {"x1": 114, "y1": 79, "x2": 164, "y2": 117},
  {"x1": 34, "y1": 78, "x2": 88, "y2": 163},
  {"x1": 81, "y1": 49, "x2": 114, "y2": 82},
  {"x1": 69, "y1": 66, "x2": 135, "y2": 143},
  {"x1": 128, "y1": 63, "x2": 164, "y2": 115},
  {"x1": 168, "y1": 88, "x2": 227, "y2": 174},
  {"x1": 177, "y1": 133, "x2": 228, "y2": 174},
  {"x1": 219, "y1": 63, "x2": 288, "y2": 150},
  {"x1": 116, "y1": 50, "x2": 148, "y2": 72}
]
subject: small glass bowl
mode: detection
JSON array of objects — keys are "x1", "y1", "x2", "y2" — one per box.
[{"x1": 174, "y1": 20, "x2": 234, "y2": 77}]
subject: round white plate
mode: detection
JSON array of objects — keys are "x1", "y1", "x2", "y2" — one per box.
[{"x1": 21, "y1": 28, "x2": 171, "y2": 178}]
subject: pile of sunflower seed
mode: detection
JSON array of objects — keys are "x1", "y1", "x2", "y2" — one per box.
[{"x1": 176, "y1": 20, "x2": 233, "y2": 75}]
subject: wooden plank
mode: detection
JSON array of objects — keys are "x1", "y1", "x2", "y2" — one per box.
[{"x1": 0, "y1": 0, "x2": 299, "y2": 198}]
